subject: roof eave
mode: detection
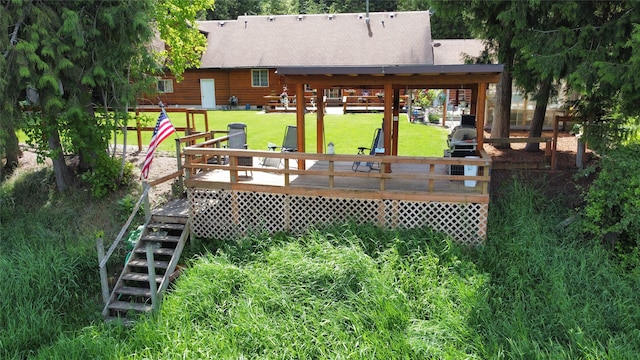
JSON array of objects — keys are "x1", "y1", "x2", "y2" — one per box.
[{"x1": 275, "y1": 64, "x2": 504, "y2": 76}]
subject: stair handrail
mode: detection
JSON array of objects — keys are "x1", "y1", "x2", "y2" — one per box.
[{"x1": 99, "y1": 183, "x2": 151, "y2": 270}]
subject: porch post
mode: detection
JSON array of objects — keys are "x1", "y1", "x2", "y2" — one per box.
[
  {"x1": 442, "y1": 89, "x2": 448, "y2": 127},
  {"x1": 383, "y1": 82, "x2": 393, "y2": 173},
  {"x1": 392, "y1": 88, "x2": 400, "y2": 156},
  {"x1": 316, "y1": 86, "x2": 325, "y2": 153},
  {"x1": 296, "y1": 82, "x2": 306, "y2": 170},
  {"x1": 476, "y1": 82, "x2": 487, "y2": 150},
  {"x1": 469, "y1": 83, "x2": 479, "y2": 116}
]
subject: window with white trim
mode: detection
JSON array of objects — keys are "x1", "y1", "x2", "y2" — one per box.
[
  {"x1": 251, "y1": 69, "x2": 269, "y2": 87},
  {"x1": 325, "y1": 88, "x2": 341, "y2": 99},
  {"x1": 157, "y1": 79, "x2": 174, "y2": 93}
]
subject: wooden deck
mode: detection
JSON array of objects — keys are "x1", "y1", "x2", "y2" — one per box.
[{"x1": 180, "y1": 148, "x2": 490, "y2": 245}]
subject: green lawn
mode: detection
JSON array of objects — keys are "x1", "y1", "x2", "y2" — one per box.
[{"x1": 123, "y1": 110, "x2": 449, "y2": 157}]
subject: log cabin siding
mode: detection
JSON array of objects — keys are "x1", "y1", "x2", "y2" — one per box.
[{"x1": 155, "y1": 69, "x2": 287, "y2": 108}]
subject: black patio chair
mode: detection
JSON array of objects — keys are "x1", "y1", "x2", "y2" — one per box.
[
  {"x1": 352, "y1": 128, "x2": 384, "y2": 172},
  {"x1": 227, "y1": 122, "x2": 252, "y2": 176}
]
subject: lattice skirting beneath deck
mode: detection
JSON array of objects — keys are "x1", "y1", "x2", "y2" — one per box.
[{"x1": 188, "y1": 189, "x2": 488, "y2": 246}]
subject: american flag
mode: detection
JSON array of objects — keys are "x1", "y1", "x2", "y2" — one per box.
[{"x1": 141, "y1": 111, "x2": 176, "y2": 180}]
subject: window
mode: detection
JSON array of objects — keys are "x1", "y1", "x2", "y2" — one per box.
[
  {"x1": 157, "y1": 79, "x2": 173, "y2": 93},
  {"x1": 252, "y1": 69, "x2": 269, "y2": 87},
  {"x1": 324, "y1": 88, "x2": 341, "y2": 99}
]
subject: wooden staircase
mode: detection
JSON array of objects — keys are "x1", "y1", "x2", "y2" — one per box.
[{"x1": 102, "y1": 211, "x2": 189, "y2": 320}]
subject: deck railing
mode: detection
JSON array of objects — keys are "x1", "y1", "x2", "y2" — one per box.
[{"x1": 182, "y1": 147, "x2": 491, "y2": 203}]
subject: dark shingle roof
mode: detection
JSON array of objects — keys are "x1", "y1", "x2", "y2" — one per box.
[{"x1": 197, "y1": 11, "x2": 433, "y2": 68}]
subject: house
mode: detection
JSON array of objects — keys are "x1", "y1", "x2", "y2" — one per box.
[{"x1": 155, "y1": 11, "x2": 435, "y2": 109}]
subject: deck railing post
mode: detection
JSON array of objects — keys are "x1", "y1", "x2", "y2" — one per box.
[
  {"x1": 96, "y1": 237, "x2": 110, "y2": 305},
  {"x1": 328, "y1": 159, "x2": 334, "y2": 188},
  {"x1": 146, "y1": 243, "x2": 159, "y2": 312},
  {"x1": 175, "y1": 139, "x2": 184, "y2": 196},
  {"x1": 284, "y1": 158, "x2": 290, "y2": 186}
]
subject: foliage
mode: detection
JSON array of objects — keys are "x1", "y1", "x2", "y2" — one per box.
[
  {"x1": 117, "y1": 194, "x2": 142, "y2": 221},
  {"x1": 515, "y1": 2, "x2": 640, "y2": 147},
  {"x1": 583, "y1": 143, "x2": 640, "y2": 250},
  {"x1": 480, "y1": 176, "x2": 640, "y2": 358},
  {"x1": 155, "y1": 0, "x2": 214, "y2": 81},
  {"x1": 205, "y1": 0, "x2": 261, "y2": 20},
  {"x1": 0, "y1": 0, "x2": 161, "y2": 190},
  {"x1": 1, "y1": 0, "x2": 210, "y2": 192},
  {"x1": 414, "y1": 89, "x2": 438, "y2": 110},
  {"x1": 80, "y1": 154, "x2": 134, "y2": 199},
  {"x1": 3, "y1": 162, "x2": 640, "y2": 358},
  {"x1": 0, "y1": 168, "x2": 128, "y2": 359}
]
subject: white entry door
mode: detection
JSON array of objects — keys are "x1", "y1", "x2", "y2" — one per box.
[{"x1": 200, "y1": 79, "x2": 216, "y2": 109}]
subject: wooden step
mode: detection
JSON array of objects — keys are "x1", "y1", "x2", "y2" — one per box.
[
  {"x1": 147, "y1": 222, "x2": 185, "y2": 231},
  {"x1": 116, "y1": 286, "x2": 152, "y2": 297},
  {"x1": 141, "y1": 233, "x2": 180, "y2": 243},
  {"x1": 122, "y1": 273, "x2": 163, "y2": 283},
  {"x1": 108, "y1": 300, "x2": 153, "y2": 313},
  {"x1": 150, "y1": 214, "x2": 188, "y2": 224},
  {"x1": 134, "y1": 247, "x2": 175, "y2": 256},
  {"x1": 127, "y1": 259, "x2": 170, "y2": 269}
]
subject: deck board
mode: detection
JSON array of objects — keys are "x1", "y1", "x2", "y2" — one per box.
[{"x1": 152, "y1": 198, "x2": 189, "y2": 218}]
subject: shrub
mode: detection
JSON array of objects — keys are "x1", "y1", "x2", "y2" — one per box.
[
  {"x1": 583, "y1": 143, "x2": 640, "y2": 250},
  {"x1": 80, "y1": 154, "x2": 134, "y2": 198}
]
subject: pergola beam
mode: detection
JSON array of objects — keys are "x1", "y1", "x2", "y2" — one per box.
[{"x1": 284, "y1": 74, "x2": 501, "y2": 89}]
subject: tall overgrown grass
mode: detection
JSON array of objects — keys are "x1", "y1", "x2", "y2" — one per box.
[
  {"x1": 3, "y1": 165, "x2": 640, "y2": 358},
  {"x1": 477, "y1": 176, "x2": 640, "y2": 358},
  {"x1": 0, "y1": 168, "x2": 136, "y2": 359},
  {"x1": 36, "y1": 225, "x2": 487, "y2": 359}
]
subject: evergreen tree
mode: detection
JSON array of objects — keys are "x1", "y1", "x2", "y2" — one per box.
[{"x1": 1, "y1": 0, "x2": 212, "y2": 191}]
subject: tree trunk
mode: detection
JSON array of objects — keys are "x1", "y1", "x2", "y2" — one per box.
[
  {"x1": 77, "y1": 85, "x2": 97, "y2": 172},
  {"x1": 119, "y1": 105, "x2": 129, "y2": 182},
  {"x1": 47, "y1": 125, "x2": 74, "y2": 191},
  {"x1": 490, "y1": 67, "x2": 513, "y2": 149},
  {"x1": 525, "y1": 77, "x2": 552, "y2": 152},
  {"x1": 3, "y1": 126, "x2": 21, "y2": 173}
]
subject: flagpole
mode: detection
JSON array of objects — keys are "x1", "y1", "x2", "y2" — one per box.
[{"x1": 158, "y1": 100, "x2": 167, "y2": 117}]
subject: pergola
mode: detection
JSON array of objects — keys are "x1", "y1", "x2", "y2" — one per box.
[{"x1": 276, "y1": 64, "x2": 504, "y2": 169}]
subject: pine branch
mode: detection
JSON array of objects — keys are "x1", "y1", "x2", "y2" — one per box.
[{"x1": 4, "y1": 12, "x2": 26, "y2": 59}]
